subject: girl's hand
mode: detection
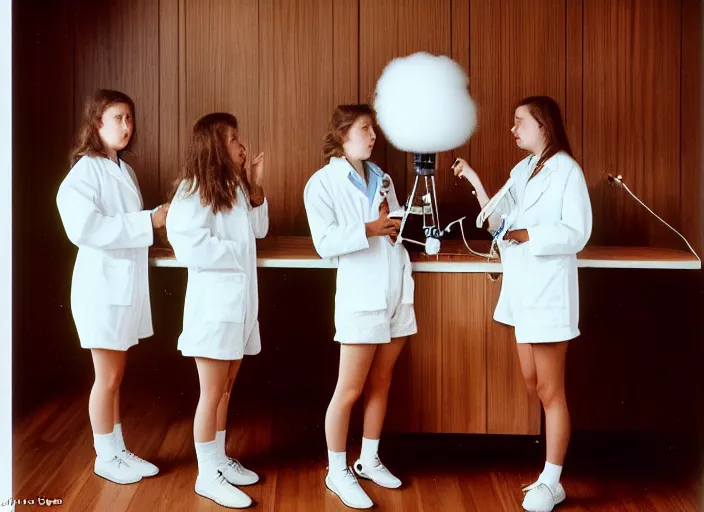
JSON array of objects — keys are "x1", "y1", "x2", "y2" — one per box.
[
  {"x1": 151, "y1": 203, "x2": 169, "y2": 229},
  {"x1": 245, "y1": 148, "x2": 264, "y2": 188},
  {"x1": 503, "y1": 229, "x2": 529, "y2": 244},
  {"x1": 452, "y1": 158, "x2": 480, "y2": 186}
]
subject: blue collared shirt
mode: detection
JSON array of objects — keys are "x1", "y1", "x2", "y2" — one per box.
[{"x1": 347, "y1": 162, "x2": 382, "y2": 205}]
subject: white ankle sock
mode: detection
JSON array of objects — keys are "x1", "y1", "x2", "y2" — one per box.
[
  {"x1": 538, "y1": 461, "x2": 562, "y2": 486},
  {"x1": 215, "y1": 430, "x2": 227, "y2": 461},
  {"x1": 113, "y1": 423, "x2": 127, "y2": 452},
  {"x1": 93, "y1": 432, "x2": 117, "y2": 461},
  {"x1": 195, "y1": 440, "x2": 220, "y2": 477},
  {"x1": 328, "y1": 450, "x2": 347, "y2": 473},
  {"x1": 360, "y1": 438, "x2": 379, "y2": 464}
]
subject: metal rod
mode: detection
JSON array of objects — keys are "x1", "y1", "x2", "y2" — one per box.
[{"x1": 430, "y1": 175, "x2": 440, "y2": 230}]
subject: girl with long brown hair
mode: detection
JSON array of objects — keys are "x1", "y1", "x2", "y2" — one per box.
[
  {"x1": 453, "y1": 96, "x2": 592, "y2": 512},
  {"x1": 304, "y1": 104, "x2": 417, "y2": 509},
  {"x1": 166, "y1": 112, "x2": 268, "y2": 509},
  {"x1": 56, "y1": 89, "x2": 166, "y2": 485}
]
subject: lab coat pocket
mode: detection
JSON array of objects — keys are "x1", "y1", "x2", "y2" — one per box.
[
  {"x1": 521, "y1": 253, "x2": 567, "y2": 309},
  {"x1": 204, "y1": 273, "x2": 246, "y2": 323},
  {"x1": 100, "y1": 258, "x2": 135, "y2": 306}
]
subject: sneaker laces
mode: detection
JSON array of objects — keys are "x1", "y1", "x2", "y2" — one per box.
[
  {"x1": 110, "y1": 455, "x2": 131, "y2": 469},
  {"x1": 366, "y1": 455, "x2": 389, "y2": 473},
  {"x1": 121, "y1": 450, "x2": 147, "y2": 464},
  {"x1": 213, "y1": 470, "x2": 230, "y2": 485},
  {"x1": 226, "y1": 458, "x2": 246, "y2": 473},
  {"x1": 341, "y1": 467, "x2": 360, "y2": 486},
  {"x1": 522, "y1": 481, "x2": 555, "y2": 498}
]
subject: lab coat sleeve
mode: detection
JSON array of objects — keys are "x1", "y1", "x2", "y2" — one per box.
[
  {"x1": 166, "y1": 190, "x2": 246, "y2": 271},
  {"x1": 56, "y1": 162, "x2": 154, "y2": 250},
  {"x1": 527, "y1": 165, "x2": 593, "y2": 256},
  {"x1": 487, "y1": 186, "x2": 517, "y2": 234},
  {"x1": 248, "y1": 198, "x2": 269, "y2": 239},
  {"x1": 304, "y1": 175, "x2": 369, "y2": 259}
]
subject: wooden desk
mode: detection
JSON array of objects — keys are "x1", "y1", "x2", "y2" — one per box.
[
  {"x1": 148, "y1": 236, "x2": 700, "y2": 435},
  {"x1": 149, "y1": 236, "x2": 701, "y2": 271}
]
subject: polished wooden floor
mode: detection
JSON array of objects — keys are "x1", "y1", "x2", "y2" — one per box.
[{"x1": 13, "y1": 380, "x2": 703, "y2": 512}]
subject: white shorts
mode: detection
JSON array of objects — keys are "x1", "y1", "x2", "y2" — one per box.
[
  {"x1": 334, "y1": 266, "x2": 417, "y2": 344},
  {"x1": 334, "y1": 303, "x2": 417, "y2": 344}
]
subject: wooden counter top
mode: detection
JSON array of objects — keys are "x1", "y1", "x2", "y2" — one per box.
[{"x1": 149, "y1": 236, "x2": 701, "y2": 272}]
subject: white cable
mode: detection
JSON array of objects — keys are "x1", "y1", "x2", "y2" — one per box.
[
  {"x1": 612, "y1": 175, "x2": 701, "y2": 263},
  {"x1": 454, "y1": 216, "x2": 497, "y2": 260}
]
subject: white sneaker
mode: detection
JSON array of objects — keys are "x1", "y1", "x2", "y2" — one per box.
[
  {"x1": 195, "y1": 471, "x2": 253, "y2": 509},
  {"x1": 325, "y1": 467, "x2": 374, "y2": 509},
  {"x1": 521, "y1": 481, "x2": 566, "y2": 512},
  {"x1": 218, "y1": 457, "x2": 259, "y2": 486},
  {"x1": 120, "y1": 450, "x2": 159, "y2": 477},
  {"x1": 354, "y1": 456, "x2": 402, "y2": 489},
  {"x1": 94, "y1": 455, "x2": 143, "y2": 484}
]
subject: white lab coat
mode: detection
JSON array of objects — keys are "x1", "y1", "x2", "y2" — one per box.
[
  {"x1": 304, "y1": 157, "x2": 415, "y2": 318},
  {"x1": 166, "y1": 182, "x2": 269, "y2": 360},
  {"x1": 489, "y1": 151, "x2": 592, "y2": 343},
  {"x1": 56, "y1": 155, "x2": 154, "y2": 350}
]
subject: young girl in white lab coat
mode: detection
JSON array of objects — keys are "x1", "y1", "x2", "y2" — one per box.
[
  {"x1": 454, "y1": 96, "x2": 592, "y2": 512},
  {"x1": 56, "y1": 90, "x2": 165, "y2": 484},
  {"x1": 166, "y1": 113, "x2": 268, "y2": 509},
  {"x1": 304, "y1": 105, "x2": 417, "y2": 510}
]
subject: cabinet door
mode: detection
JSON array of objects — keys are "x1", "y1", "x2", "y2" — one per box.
[
  {"x1": 386, "y1": 273, "x2": 487, "y2": 434},
  {"x1": 486, "y1": 276, "x2": 541, "y2": 435}
]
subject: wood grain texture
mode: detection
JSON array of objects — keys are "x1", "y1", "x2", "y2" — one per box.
[
  {"x1": 259, "y1": 0, "x2": 334, "y2": 235},
  {"x1": 359, "y1": 0, "x2": 452, "y2": 207},
  {"x1": 485, "y1": 276, "x2": 541, "y2": 435},
  {"x1": 13, "y1": 385, "x2": 702, "y2": 511},
  {"x1": 680, "y1": 0, "x2": 703, "y2": 256},
  {"x1": 469, "y1": 0, "x2": 566, "y2": 204},
  {"x1": 386, "y1": 272, "x2": 443, "y2": 433},
  {"x1": 332, "y1": 0, "x2": 359, "y2": 106},
  {"x1": 73, "y1": 0, "x2": 161, "y2": 207},
  {"x1": 159, "y1": 0, "x2": 180, "y2": 201},
  {"x1": 12, "y1": 0, "x2": 81, "y2": 416},
  {"x1": 182, "y1": 0, "x2": 260, "y2": 178},
  {"x1": 440, "y1": 274, "x2": 486, "y2": 433},
  {"x1": 583, "y1": 0, "x2": 682, "y2": 248},
  {"x1": 151, "y1": 237, "x2": 701, "y2": 267},
  {"x1": 565, "y1": 0, "x2": 583, "y2": 164}
]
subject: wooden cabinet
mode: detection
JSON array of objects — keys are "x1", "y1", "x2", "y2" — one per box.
[{"x1": 386, "y1": 273, "x2": 540, "y2": 435}]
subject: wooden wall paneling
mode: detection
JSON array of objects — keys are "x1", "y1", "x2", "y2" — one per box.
[
  {"x1": 158, "y1": 0, "x2": 180, "y2": 201},
  {"x1": 565, "y1": 0, "x2": 583, "y2": 164},
  {"x1": 73, "y1": 0, "x2": 161, "y2": 207},
  {"x1": 12, "y1": 0, "x2": 83, "y2": 415},
  {"x1": 359, "y1": 0, "x2": 452, "y2": 208},
  {"x1": 386, "y1": 273, "x2": 443, "y2": 433},
  {"x1": 442, "y1": 0, "x2": 481, "y2": 241},
  {"x1": 681, "y1": 0, "x2": 703, "y2": 256},
  {"x1": 440, "y1": 274, "x2": 486, "y2": 433},
  {"x1": 583, "y1": 0, "x2": 681, "y2": 247},
  {"x1": 469, "y1": 0, "x2": 566, "y2": 200},
  {"x1": 485, "y1": 276, "x2": 541, "y2": 435},
  {"x1": 332, "y1": 0, "x2": 359, "y2": 106},
  {"x1": 182, "y1": 0, "x2": 260, "y2": 182},
  {"x1": 260, "y1": 0, "x2": 335, "y2": 235},
  {"x1": 358, "y1": 0, "x2": 408, "y2": 194}
]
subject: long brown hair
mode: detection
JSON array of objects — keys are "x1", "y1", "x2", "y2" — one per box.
[
  {"x1": 516, "y1": 96, "x2": 572, "y2": 171},
  {"x1": 174, "y1": 112, "x2": 249, "y2": 213},
  {"x1": 323, "y1": 104, "x2": 376, "y2": 163},
  {"x1": 69, "y1": 89, "x2": 136, "y2": 167}
]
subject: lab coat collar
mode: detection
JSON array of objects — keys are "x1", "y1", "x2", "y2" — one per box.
[
  {"x1": 104, "y1": 156, "x2": 140, "y2": 199},
  {"x1": 329, "y1": 156, "x2": 382, "y2": 176},
  {"x1": 521, "y1": 153, "x2": 560, "y2": 213}
]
